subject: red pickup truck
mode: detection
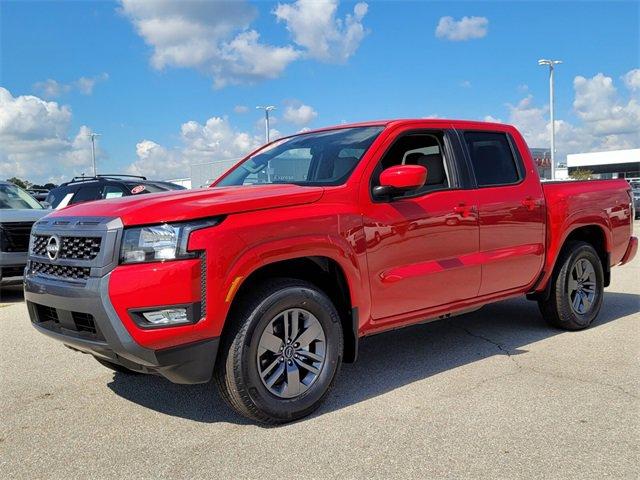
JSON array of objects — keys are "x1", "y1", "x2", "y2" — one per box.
[{"x1": 25, "y1": 120, "x2": 637, "y2": 423}]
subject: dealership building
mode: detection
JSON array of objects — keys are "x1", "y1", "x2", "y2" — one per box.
[{"x1": 567, "y1": 149, "x2": 640, "y2": 180}]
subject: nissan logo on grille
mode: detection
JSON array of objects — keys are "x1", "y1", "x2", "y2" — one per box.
[{"x1": 46, "y1": 235, "x2": 61, "y2": 261}]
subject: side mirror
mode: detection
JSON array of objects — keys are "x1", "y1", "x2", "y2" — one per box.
[{"x1": 373, "y1": 165, "x2": 427, "y2": 200}]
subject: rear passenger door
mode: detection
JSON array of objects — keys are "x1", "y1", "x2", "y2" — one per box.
[{"x1": 461, "y1": 130, "x2": 545, "y2": 295}]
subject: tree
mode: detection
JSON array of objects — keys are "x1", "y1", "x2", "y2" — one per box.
[
  {"x1": 569, "y1": 169, "x2": 593, "y2": 180},
  {"x1": 6, "y1": 177, "x2": 31, "y2": 189},
  {"x1": 30, "y1": 183, "x2": 58, "y2": 190}
]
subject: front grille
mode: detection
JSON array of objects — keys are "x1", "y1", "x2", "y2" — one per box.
[
  {"x1": 30, "y1": 261, "x2": 90, "y2": 280},
  {"x1": 72, "y1": 311, "x2": 97, "y2": 334},
  {"x1": 0, "y1": 222, "x2": 34, "y2": 252},
  {"x1": 31, "y1": 235, "x2": 101, "y2": 260}
]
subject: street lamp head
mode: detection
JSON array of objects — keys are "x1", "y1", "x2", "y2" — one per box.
[
  {"x1": 256, "y1": 105, "x2": 276, "y2": 112},
  {"x1": 538, "y1": 59, "x2": 562, "y2": 67}
]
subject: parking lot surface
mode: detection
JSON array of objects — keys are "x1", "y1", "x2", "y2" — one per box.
[{"x1": 1, "y1": 244, "x2": 638, "y2": 479}]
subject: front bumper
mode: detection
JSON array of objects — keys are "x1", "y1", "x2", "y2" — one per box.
[
  {"x1": 25, "y1": 273, "x2": 218, "y2": 384},
  {"x1": 0, "y1": 251, "x2": 27, "y2": 285},
  {"x1": 24, "y1": 215, "x2": 218, "y2": 384}
]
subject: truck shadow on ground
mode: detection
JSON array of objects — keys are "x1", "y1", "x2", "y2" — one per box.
[{"x1": 107, "y1": 291, "x2": 640, "y2": 425}]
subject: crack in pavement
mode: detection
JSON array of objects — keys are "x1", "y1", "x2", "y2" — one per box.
[{"x1": 457, "y1": 325, "x2": 638, "y2": 400}]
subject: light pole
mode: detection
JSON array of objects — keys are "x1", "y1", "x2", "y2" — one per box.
[
  {"x1": 256, "y1": 106, "x2": 276, "y2": 183},
  {"x1": 88, "y1": 132, "x2": 101, "y2": 176},
  {"x1": 538, "y1": 59, "x2": 562, "y2": 180},
  {"x1": 256, "y1": 105, "x2": 276, "y2": 144}
]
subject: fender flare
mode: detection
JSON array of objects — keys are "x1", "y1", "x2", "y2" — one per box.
[{"x1": 532, "y1": 210, "x2": 612, "y2": 298}]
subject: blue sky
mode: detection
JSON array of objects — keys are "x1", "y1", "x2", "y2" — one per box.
[{"x1": 1, "y1": 0, "x2": 638, "y2": 183}]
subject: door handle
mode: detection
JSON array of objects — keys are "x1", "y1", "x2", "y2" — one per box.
[
  {"x1": 522, "y1": 197, "x2": 538, "y2": 211},
  {"x1": 453, "y1": 203, "x2": 475, "y2": 217}
]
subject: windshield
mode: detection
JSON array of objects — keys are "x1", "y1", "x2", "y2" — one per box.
[
  {"x1": 217, "y1": 126, "x2": 384, "y2": 187},
  {"x1": 0, "y1": 183, "x2": 43, "y2": 210}
]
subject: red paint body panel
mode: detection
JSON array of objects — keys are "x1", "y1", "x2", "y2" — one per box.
[
  {"x1": 48, "y1": 184, "x2": 324, "y2": 226},
  {"x1": 379, "y1": 165, "x2": 427, "y2": 189},
  {"x1": 49, "y1": 119, "x2": 636, "y2": 350}
]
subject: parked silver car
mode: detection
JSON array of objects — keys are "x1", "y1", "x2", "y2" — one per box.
[{"x1": 0, "y1": 181, "x2": 48, "y2": 286}]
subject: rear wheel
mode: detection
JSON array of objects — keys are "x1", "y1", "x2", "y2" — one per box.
[
  {"x1": 215, "y1": 278, "x2": 343, "y2": 424},
  {"x1": 538, "y1": 241, "x2": 604, "y2": 330}
]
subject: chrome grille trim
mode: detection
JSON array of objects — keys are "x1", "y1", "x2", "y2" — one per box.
[
  {"x1": 30, "y1": 261, "x2": 90, "y2": 281},
  {"x1": 31, "y1": 234, "x2": 102, "y2": 260},
  {"x1": 27, "y1": 216, "x2": 123, "y2": 282}
]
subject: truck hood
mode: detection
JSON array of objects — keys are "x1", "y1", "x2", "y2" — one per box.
[{"x1": 48, "y1": 184, "x2": 325, "y2": 226}]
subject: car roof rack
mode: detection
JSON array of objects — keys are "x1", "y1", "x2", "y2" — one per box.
[
  {"x1": 97, "y1": 174, "x2": 148, "y2": 180},
  {"x1": 65, "y1": 174, "x2": 148, "y2": 185}
]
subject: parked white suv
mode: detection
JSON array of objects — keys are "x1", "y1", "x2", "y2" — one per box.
[{"x1": 0, "y1": 181, "x2": 48, "y2": 285}]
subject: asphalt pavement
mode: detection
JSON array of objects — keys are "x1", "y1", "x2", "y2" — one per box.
[{"x1": 1, "y1": 236, "x2": 638, "y2": 479}]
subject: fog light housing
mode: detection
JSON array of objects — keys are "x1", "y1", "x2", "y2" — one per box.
[
  {"x1": 129, "y1": 303, "x2": 201, "y2": 329},
  {"x1": 142, "y1": 308, "x2": 188, "y2": 325}
]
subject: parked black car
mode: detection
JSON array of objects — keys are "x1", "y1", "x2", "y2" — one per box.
[{"x1": 45, "y1": 175, "x2": 186, "y2": 209}]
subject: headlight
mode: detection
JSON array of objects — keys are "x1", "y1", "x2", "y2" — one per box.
[{"x1": 120, "y1": 218, "x2": 220, "y2": 264}]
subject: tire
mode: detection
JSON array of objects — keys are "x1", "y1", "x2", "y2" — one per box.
[
  {"x1": 538, "y1": 241, "x2": 604, "y2": 330},
  {"x1": 95, "y1": 357, "x2": 140, "y2": 374},
  {"x1": 215, "y1": 278, "x2": 343, "y2": 424}
]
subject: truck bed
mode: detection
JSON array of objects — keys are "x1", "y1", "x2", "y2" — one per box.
[{"x1": 540, "y1": 179, "x2": 633, "y2": 289}]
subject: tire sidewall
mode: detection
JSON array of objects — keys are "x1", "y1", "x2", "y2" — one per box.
[
  {"x1": 239, "y1": 284, "x2": 343, "y2": 421},
  {"x1": 558, "y1": 244, "x2": 604, "y2": 328}
]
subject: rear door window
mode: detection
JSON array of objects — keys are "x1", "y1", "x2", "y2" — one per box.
[
  {"x1": 464, "y1": 132, "x2": 521, "y2": 187},
  {"x1": 69, "y1": 184, "x2": 101, "y2": 205}
]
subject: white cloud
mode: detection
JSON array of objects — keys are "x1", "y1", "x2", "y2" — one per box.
[
  {"x1": 75, "y1": 73, "x2": 110, "y2": 95},
  {"x1": 234, "y1": 105, "x2": 249, "y2": 114},
  {"x1": 435, "y1": 16, "x2": 488, "y2": 41},
  {"x1": 33, "y1": 79, "x2": 71, "y2": 99},
  {"x1": 33, "y1": 73, "x2": 109, "y2": 98},
  {"x1": 500, "y1": 69, "x2": 640, "y2": 159},
  {"x1": 459, "y1": 80, "x2": 472, "y2": 88},
  {"x1": 622, "y1": 68, "x2": 640, "y2": 91},
  {"x1": 120, "y1": 0, "x2": 301, "y2": 88},
  {"x1": 283, "y1": 103, "x2": 318, "y2": 126},
  {"x1": 274, "y1": 0, "x2": 369, "y2": 63},
  {"x1": 573, "y1": 73, "x2": 640, "y2": 136},
  {"x1": 126, "y1": 116, "x2": 267, "y2": 179},
  {"x1": 0, "y1": 88, "x2": 98, "y2": 183}
]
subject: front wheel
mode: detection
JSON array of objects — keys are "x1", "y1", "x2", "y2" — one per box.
[
  {"x1": 538, "y1": 241, "x2": 604, "y2": 330},
  {"x1": 215, "y1": 278, "x2": 343, "y2": 424}
]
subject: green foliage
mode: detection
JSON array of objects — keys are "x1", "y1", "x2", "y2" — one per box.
[
  {"x1": 6, "y1": 177, "x2": 31, "y2": 189},
  {"x1": 569, "y1": 169, "x2": 594, "y2": 180}
]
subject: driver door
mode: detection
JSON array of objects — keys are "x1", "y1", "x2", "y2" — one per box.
[{"x1": 361, "y1": 129, "x2": 481, "y2": 321}]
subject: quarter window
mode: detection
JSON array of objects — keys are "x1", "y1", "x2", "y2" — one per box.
[
  {"x1": 464, "y1": 132, "x2": 521, "y2": 186},
  {"x1": 102, "y1": 185, "x2": 126, "y2": 199}
]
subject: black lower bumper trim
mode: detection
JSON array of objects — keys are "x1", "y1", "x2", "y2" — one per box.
[{"x1": 153, "y1": 338, "x2": 219, "y2": 384}]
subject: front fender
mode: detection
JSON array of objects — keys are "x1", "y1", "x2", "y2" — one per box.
[{"x1": 223, "y1": 233, "x2": 367, "y2": 315}]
